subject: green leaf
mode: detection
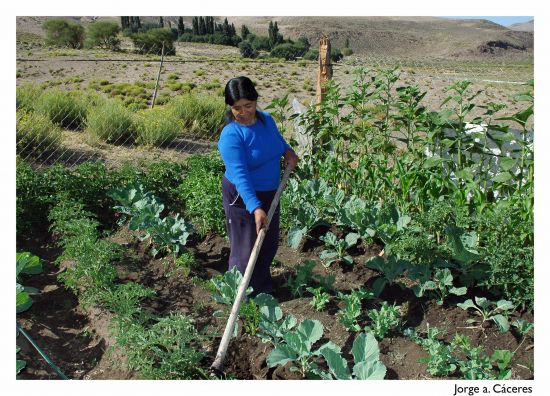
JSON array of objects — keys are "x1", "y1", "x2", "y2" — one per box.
[
  {"x1": 457, "y1": 299, "x2": 477, "y2": 311},
  {"x1": 450, "y1": 287, "x2": 467, "y2": 296},
  {"x1": 492, "y1": 315, "x2": 510, "y2": 333},
  {"x1": 16, "y1": 290, "x2": 32, "y2": 313},
  {"x1": 492, "y1": 172, "x2": 513, "y2": 183},
  {"x1": 16, "y1": 359, "x2": 27, "y2": 374},
  {"x1": 345, "y1": 232, "x2": 360, "y2": 247},
  {"x1": 499, "y1": 158, "x2": 518, "y2": 171},
  {"x1": 297, "y1": 319, "x2": 324, "y2": 349},
  {"x1": 372, "y1": 277, "x2": 387, "y2": 297},
  {"x1": 446, "y1": 226, "x2": 481, "y2": 265},
  {"x1": 267, "y1": 345, "x2": 299, "y2": 368},
  {"x1": 495, "y1": 300, "x2": 514, "y2": 312},
  {"x1": 474, "y1": 296, "x2": 490, "y2": 310},
  {"x1": 319, "y1": 342, "x2": 351, "y2": 380},
  {"x1": 288, "y1": 227, "x2": 306, "y2": 250},
  {"x1": 353, "y1": 360, "x2": 387, "y2": 380},
  {"x1": 423, "y1": 155, "x2": 443, "y2": 169},
  {"x1": 16, "y1": 252, "x2": 42, "y2": 277},
  {"x1": 351, "y1": 332, "x2": 379, "y2": 364}
]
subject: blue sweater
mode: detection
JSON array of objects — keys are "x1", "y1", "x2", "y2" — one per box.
[{"x1": 218, "y1": 111, "x2": 291, "y2": 213}]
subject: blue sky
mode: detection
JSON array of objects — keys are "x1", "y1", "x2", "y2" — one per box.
[{"x1": 442, "y1": 16, "x2": 533, "y2": 26}]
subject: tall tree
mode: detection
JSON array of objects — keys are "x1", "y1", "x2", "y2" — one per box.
[
  {"x1": 178, "y1": 17, "x2": 185, "y2": 37},
  {"x1": 159, "y1": 16, "x2": 164, "y2": 27},
  {"x1": 192, "y1": 17, "x2": 199, "y2": 35},
  {"x1": 241, "y1": 24, "x2": 250, "y2": 39}
]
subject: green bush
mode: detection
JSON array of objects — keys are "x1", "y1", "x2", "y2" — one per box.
[
  {"x1": 134, "y1": 106, "x2": 180, "y2": 146},
  {"x1": 16, "y1": 110, "x2": 62, "y2": 158},
  {"x1": 342, "y1": 48, "x2": 354, "y2": 56},
  {"x1": 239, "y1": 40, "x2": 257, "y2": 58},
  {"x1": 16, "y1": 84, "x2": 43, "y2": 111},
  {"x1": 131, "y1": 28, "x2": 175, "y2": 55},
  {"x1": 86, "y1": 100, "x2": 135, "y2": 144},
  {"x1": 35, "y1": 89, "x2": 87, "y2": 130},
  {"x1": 168, "y1": 94, "x2": 225, "y2": 139},
  {"x1": 16, "y1": 159, "x2": 54, "y2": 236},
  {"x1": 270, "y1": 42, "x2": 308, "y2": 61},
  {"x1": 177, "y1": 153, "x2": 225, "y2": 236},
  {"x1": 478, "y1": 203, "x2": 534, "y2": 310},
  {"x1": 42, "y1": 18, "x2": 85, "y2": 48},
  {"x1": 85, "y1": 21, "x2": 121, "y2": 50}
]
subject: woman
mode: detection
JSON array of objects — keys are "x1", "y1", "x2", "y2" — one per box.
[{"x1": 218, "y1": 76, "x2": 299, "y2": 296}]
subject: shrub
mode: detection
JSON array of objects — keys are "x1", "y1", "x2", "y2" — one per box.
[
  {"x1": 42, "y1": 18, "x2": 85, "y2": 48},
  {"x1": 131, "y1": 28, "x2": 175, "y2": 55},
  {"x1": 303, "y1": 48, "x2": 344, "y2": 62},
  {"x1": 248, "y1": 34, "x2": 271, "y2": 51},
  {"x1": 85, "y1": 21, "x2": 121, "y2": 50},
  {"x1": 342, "y1": 48, "x2": 354, "y2": 56},
  {"x1": 35, "y1": 89, "x2": 87, "y2": 130},
  {"x1": 168, "y1": 94, "x2": 225, "y2": 139},
  {"x1": 16, "y1": 110, "x2": 62, "y2": 158},
  {"x1": 270, "y1": 42, "x2": 308, "y2": 61},
  {"x1": 16, "y1": 84, "x2": 43, "y2": 111},
  {"x1": 86, "y1": 100, "x2": 135, "y2": 144},
  {"x1": 239, "y1": 40, "x2": 257, "y2": 58},
  {"x1": 134, "y1": 106, "x2": 180, "y2": 146},
  {"x1": 177, "y1": 153, "x2": 225, "y2": 236}
]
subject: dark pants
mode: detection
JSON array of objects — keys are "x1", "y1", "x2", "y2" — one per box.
[{"x1": 221, "y1": 176, "x2": 280, "y2": 296}]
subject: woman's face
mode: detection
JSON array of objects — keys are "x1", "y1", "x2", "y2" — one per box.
[{"x1": 230, "y1": 99, "x2": 257, "y2": 125}]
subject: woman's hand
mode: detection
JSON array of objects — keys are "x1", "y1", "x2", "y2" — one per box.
[
  {"x1": 284, "y1": 149, "x2": 299, "y2": 170},
  {"x1": 253, "y1": 207, "x2": 267, "y2": 234}
]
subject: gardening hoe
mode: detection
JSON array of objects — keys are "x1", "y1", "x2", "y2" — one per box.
[{"x1": 210, "y1": 165, "x2": 293, "y2": 377}]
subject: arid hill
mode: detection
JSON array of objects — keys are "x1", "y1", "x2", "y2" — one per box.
[{"x1": 16, "y1": 16, "x2": 533, "y2": 61}]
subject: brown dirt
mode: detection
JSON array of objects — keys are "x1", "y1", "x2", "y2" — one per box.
[{"x1": 16, "y1": 223, "x2": 534, "y2": 380}]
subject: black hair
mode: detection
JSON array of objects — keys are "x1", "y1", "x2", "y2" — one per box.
[{"x1": 224, "y1": 76, "x2": 265, "y2": 125}]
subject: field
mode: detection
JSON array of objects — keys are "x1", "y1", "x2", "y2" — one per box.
[{"x1": 16, "y1": 32, "x2": 534, "y2": 382}]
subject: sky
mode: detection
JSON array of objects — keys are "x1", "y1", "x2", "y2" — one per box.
[{"x1": 442, "y1": 16, "x2": 534, "y2": 26}]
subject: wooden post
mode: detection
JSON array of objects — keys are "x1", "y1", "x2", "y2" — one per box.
[
  {"x1": 316, "y1": 34, "x2": 332, "y2": 109},
  {"x1": 150, "y1": 41, "x2": 165, "y2": 109}
]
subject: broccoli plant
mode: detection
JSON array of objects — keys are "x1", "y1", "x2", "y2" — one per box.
[
  {"x1": 365, "y1": 255, "x2": 409, "y2": 297},
  {"x1": 16, "y1": 252, "x2": 43, "y2": 313},
  {"x1": 306, "y1": 286, "x2": 331, "y2": 311},
  {"x1": 319, "y1": 231, "x2": 360, "y2": 267},
  {"x1": 266, "y1": 319, "x2": 326, "y2": 378},
  {"x1": 457, "y1": 297, "x2": 514, "y2": 332},
  {"x1": 412, "y1": 268, "x2": 467, "y2": 305},
  {"x1": 337, "y1": 287, "x2": 374, "y2": 331},
  {"x1": 364, "y1": 301, "x2": 403, "y2": 340},
  {"x1": 285, "y1": 260, "x2": 316, "y2": 297},
  {"x1": 254, "y1": 293, "x2": 297, "y2": 346}
]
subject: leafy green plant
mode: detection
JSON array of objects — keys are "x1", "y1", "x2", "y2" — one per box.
[
  {"x1": 491, "y1": 349, "x2": 514, "y2": 380},
  {"x1": 317, "y1": 332, "x2": 387, "y2": 380},
  {"x1": 306, "y1": 287, "x2": 330, "y2": 311},
  {"x1": 412, "y1": 268, "x2": 467, "y2": 305},
  {"x1": 210, "y1": 266, "x2": 252, "y2": 306},
  {"x1": 266, "y1": 319, "x2": 325, "y2": 378},
  {"x1": 364, "y1": 301, "x2": 403, "y2": 340},
  {"x1": 319, "y1": 231, "x2": 359, "y2": 267},
  {"x1": 240, "y1": 299, "x2": 261, "y2": 336},
  {"x1": 457, "y1": 297, "x2": 514, "y2": 332},
  {"x1": 337, "y1": 287, "x2": 373, "y2": 331},
  {"x1": 406, "y1": 325, "x2": 458, "y2": 376},
  {"x1": 254, "y1": 293, "x2": 297, "y2": 346},
  {"x1": 365, "y1": 255, "x2": 409, "y2": 297},
  {"x1": 146, "y1": 214, "x2": 194, "y2": 258},
  {"x1": 16, "y1": 252, "x2": 43, "y2": 313},
  {"x1": 451, "y1": 334, "x2": 495, "y2": 380},
  {"x1": 285, "y1": 260, "x2": 316, "y2": 297},
  {"x1": 114, "y1": 313, "x2": 207, "y2": 379}
]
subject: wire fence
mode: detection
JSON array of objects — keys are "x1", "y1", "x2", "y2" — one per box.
[{"x1": 16, "y1": 37, "x2": 533, "y2": 169}]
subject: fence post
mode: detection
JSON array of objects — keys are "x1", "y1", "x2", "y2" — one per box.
[
  {"x1": 316, "y1": 34, "x2": 332, "y2": 110},
  {"x1": 150, "y1": 41, "x2": 165, "y2": 109}
]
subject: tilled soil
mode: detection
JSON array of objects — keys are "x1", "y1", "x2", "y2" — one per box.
[{"x1": 16, "y1": 225, "x2": 534, "y2": 380}]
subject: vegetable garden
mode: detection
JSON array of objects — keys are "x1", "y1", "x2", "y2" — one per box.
[{"x1": 16, "y1": 67, "x2": 534, "y2": 380}]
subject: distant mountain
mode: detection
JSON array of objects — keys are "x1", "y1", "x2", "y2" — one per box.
[
  {"x1": 16, "y1": 16, "x2": 534, "y2": 61},
  {"x1": 508, "y1": 20, "x2": 534, "y2": 32}
]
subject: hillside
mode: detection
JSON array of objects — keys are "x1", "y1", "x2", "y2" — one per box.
[
  {"x1": 508, "y1": 19, "x2": 534, "y2": 32},
  {"x1": 16, "y1": 16, "x2": 533, "y2": 61}
]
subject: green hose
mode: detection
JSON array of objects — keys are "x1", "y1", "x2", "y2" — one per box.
[{"x1": 16, "y1": 322, "x2": 70, "y2": 380}]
